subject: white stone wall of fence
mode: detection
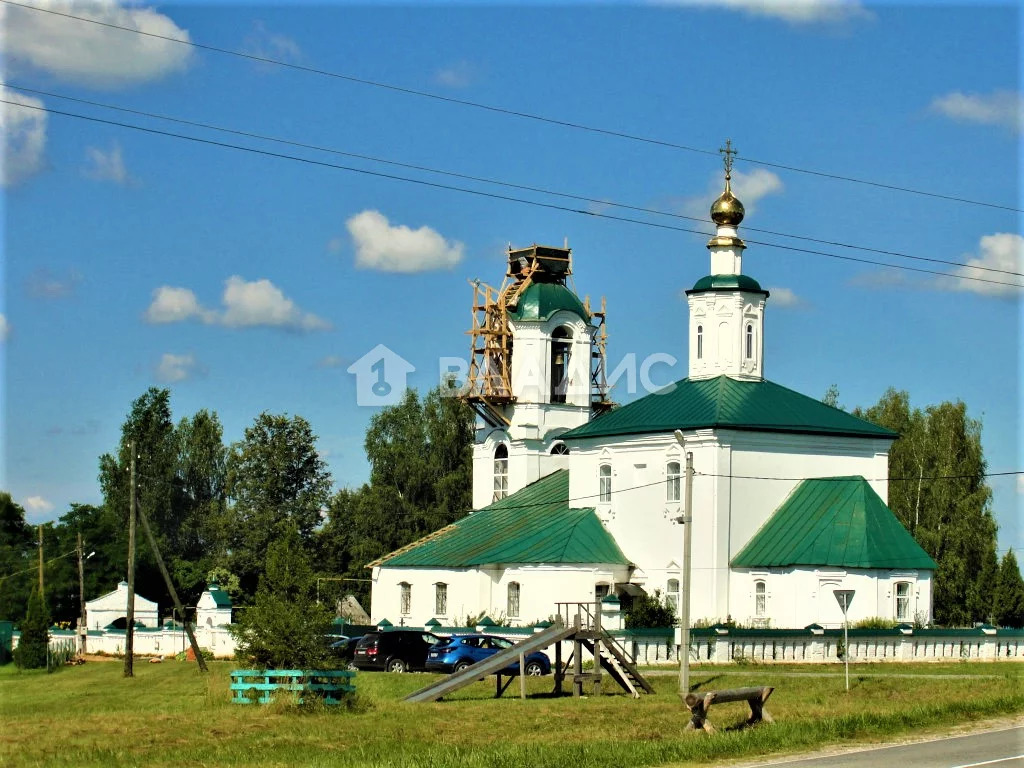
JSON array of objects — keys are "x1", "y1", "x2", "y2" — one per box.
[{"x1": 12, "y1": 625, "x2": 1023, "y2": 664}]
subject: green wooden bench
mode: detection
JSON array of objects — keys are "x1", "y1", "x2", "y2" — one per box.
[{"x1": 230, "y1": 669, "x2": 356, "y2": 705}]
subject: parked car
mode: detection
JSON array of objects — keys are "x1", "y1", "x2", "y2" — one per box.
[
  {"x1": 330, "y1": 635, "x2": 362, "y2": 669},
  {"x1": 425, "y1": 634, "x2": 551, "y2": 676},
  {"x1": 352, "y1": 630, "x2": 444, "y2": 673}
]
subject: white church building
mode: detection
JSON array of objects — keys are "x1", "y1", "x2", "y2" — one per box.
[{"x1": 369, "y1": 159, "x2": 936, "y2": 630}]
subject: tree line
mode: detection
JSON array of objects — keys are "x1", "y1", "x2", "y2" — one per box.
[{"x1": 0, "y1": 384, "x2": 1021, "y2": 630}]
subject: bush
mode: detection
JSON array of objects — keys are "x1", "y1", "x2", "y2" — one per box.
[
  {"x1": 853, "y1": 617, "x2": 899, "y2": 630},
  {"x1": 13, "y1": 589, "x2": 50, "y2": 671},
  {"x1": 229, "y1": 526, "x2": 333, "y2": 669},
  {"x1": 625, "y1": 589, "x2": 676, "y2": 629}
]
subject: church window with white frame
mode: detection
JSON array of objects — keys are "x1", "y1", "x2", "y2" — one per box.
[
  {"x1": 550, "y1": 327, "x2": 572, "y2": 404},
  {"x1": 507, "y1": 582, "x2": 520, "y2": 618},
  {"x1": 493, "y1": 444, "x2": 508, "y2": 501},
  {"x1": 400, "y1": 582, "x2": 411, "y2": 616},
  {"x1": 550, "y1": 442, "x2": 569, "y2": 455},
  {"x1": 745, "y1": 323, "x2": 754, "y2": 359},
  {"x1": 435, "y1": 583, "x2": 447, "y2": 616},
  {"x1": 666, "y1": 461, "x2": 681, "y2": 503},
  {"x1": 894, "y1": 581, "x2": 911, "y2": 621},
  {"x1": 755, "y1": 580, "x2": 766, "y2": 617},
  {"x1": 666, "y1": 578, "x2": 680, "y2": 612},
  {"x1": 599, "y1": 464, "x2": 612, "y2": 503},
  {"x1": 696, "y1": 325, "x2": 703, "y2": 359}
]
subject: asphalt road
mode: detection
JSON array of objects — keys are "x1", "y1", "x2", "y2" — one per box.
[{"x1": 740, "y1": 725, "x2": 1023, "y2": 768}]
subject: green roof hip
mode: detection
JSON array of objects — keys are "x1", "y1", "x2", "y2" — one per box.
[
  {"x1": 508, "y1": 283, "x2": 589, "y2": 323},
  {"x1": 376, "y1": 470, "x2": 629, "y2": 568},
  {"x1": 688, "y1": 274, "x2": 767, "y2": 294},
  {"x1": 731, "y1": 476, "x2": 938, "y2": 570},
  {"x1": 561, "y1": 376, "x2": 897, "y2": 441},
  {"x1": 207, "y1": 589, "x2": 232, "y2": 607}
]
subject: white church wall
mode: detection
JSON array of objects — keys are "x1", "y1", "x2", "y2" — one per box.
[
  {"x1": 566, "y1": 428, "x2": 894, "y2": 626},
  {"x1": 85, "y1": 581, "x2": 159, "y2": 629},
  {"x1": 370, "y1": 563, "x2": 630, "y2": 627},
  {"x1": 730, "y1": 568, "x2": 933, "y2": 628}
]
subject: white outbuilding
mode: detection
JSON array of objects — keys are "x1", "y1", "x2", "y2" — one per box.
[
  {"x1": 85, "y1": 580, "x2": 159, "y2": 630},
  {"x1": 196, "y1": 582, "x2": 233, "y2": 628},
  {"x1": 369, "y1": 159, "x2": 936, "y2": 630}
]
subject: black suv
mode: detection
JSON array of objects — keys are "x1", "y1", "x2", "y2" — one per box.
[{"x1": 352, "y1": 630, "x2": 444, "y2": 673}]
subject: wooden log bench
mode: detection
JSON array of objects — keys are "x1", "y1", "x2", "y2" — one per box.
[
  {"x1": 230, "y1": 669, "x2": 356, "y2": 705},
  {"x1": 683, "y1": 686, "x2": 774, "y2": 732}
]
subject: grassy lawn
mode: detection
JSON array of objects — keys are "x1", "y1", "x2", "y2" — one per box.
[{"x1": 1, "y1": 660, "x2": 1022, "y2": 768}]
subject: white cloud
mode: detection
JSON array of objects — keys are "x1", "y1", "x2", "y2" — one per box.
[
  {"x1": 26, "y1": 267, "x2": 83, "y2": 298},
  {"x1": 938, "y1": 233, "x2": 1024, "y2": 298},
  {"x1": 2, "y1": 0, "x2": 193, "y2": 88},
  {"x1": 83, "y1": 142, "x2": 131, "y2": 185},
  {"x1": 242, "y1": 20, "x2": 302, "y2": 64},
  {"x1": 346, "y1": 210, "x2": 464, "y2": 273},
  {"x1": 220, "y1": 276, "x2": 331, "y2": 331},
  {"x1": 930, "y1": 90, "x2": 1022, "y2": 134},
  {"x1": 681, "y1": 167, "x2": 784, "y2": 220},
  {"x1": 145, "y1": 285, "x2": 215, "y2": 324},
  {"x1": 318, "y1": 355, "x2": 346, "y2": 368},
  {"x1": 665, "y1": 0, "x2": 870, "y2": 24},
  {"x1": 24, "y1": 495, "x2": 54, "y2": 514},
  {"x1": 766, "y1": 286, "x2": 807, "y2": 308},
  {"x1": 1, "y1": 86, "x2": 47, "y2": 187},
  {"x1": 434, "y1": 61, "x2": 476, "y2": 88},
  {"x1": 155, "y1": 352, "x2": 198, "y2": 383},
  {"x1": 144, "y1": 277, "x2": 331, "y2": 331},
  {"x1": 0, "y1": 314, "x2": 8, "y2": 342}
]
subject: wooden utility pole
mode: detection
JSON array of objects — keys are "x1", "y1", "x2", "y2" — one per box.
[
  {"x1": 124, "y1": 441, "x2": 136, "y2": 678},
  {"x1": 37, "y1": 525, "x2": 44, "y2": 596},
  {"x1": 77, "y1": 532, "x2": 87, "y2": 656},
  {"x1": 678, "y1": 451, "x2": 694, "y2": 700},
  {"x1": 136, "y1": 504, "x2": 208, "y2": 672}
]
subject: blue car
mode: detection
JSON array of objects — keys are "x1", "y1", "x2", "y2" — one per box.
[{"x1": 425, "y1": 634, "x2": 551, "y2": 676}]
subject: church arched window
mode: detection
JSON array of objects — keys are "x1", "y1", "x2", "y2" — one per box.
[
  {"x1": 666, "y1": 461, "x2": 681, "y2": 503},
  {"x1": 599, "y1": 464, "x2": 612, "y2": 503},
  {"x1": 696, "y1": 325, "x2": 703, "y2": 359},
  {"x1": 400, "y1": 582, "x2": 412, "y2": 616},
  {"x1": 745, "y1": 324, "x2": 754, "y2": 359},
  {"x1": 493, "y1": 444, "x2": 508, "y2": 501},
  {"x1": 550, "y1": 442, "x2": 570, "y2": 455},
  {"x1": 507, "y1": 582, "x2": 520, "y2": 618},
  {"x1": 754, "y1": 581, "x2": 766, "y2": 617},
  {"x1": 550, "y1": 327, "x2": 572, "y2": 404}
]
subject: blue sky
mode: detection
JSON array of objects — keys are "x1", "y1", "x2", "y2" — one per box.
[{"x1": 2, "y1": 1, "x2": 1021, "y2": 556}]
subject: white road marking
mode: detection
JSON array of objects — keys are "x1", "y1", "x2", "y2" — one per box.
[{"x1": 949, "y1": 757, "x2": 1024, "y2": 768}]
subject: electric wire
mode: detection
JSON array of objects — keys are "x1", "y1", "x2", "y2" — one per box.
[
  {"x1": 5, "y1": 98, "x2": 1022, "y2": 291},
  {"x1": 3, "y1": 0, "x2": 1019, "y2": 213},
  {"x1": 0, "y1": 549, "x2": 78, "y2": 583},
  {"x1": 7, "y1": 82, "x2": 1022, "y2": 280}
]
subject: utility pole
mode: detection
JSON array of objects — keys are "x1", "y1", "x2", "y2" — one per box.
[
  {"x1": 124, "y1": 441, "x2": 136, "y2": 678},
  {"x1": 136, "y1": 504, "x2": 208, "y2": 672},
  {"x1": 77, "y1": 532, "x2": 86, "y2": 657},
  {"x1": 678, "y1": 451, "x2": 694, "y2": 700},
  {"x1": 37, "y1": 525, "x2": 44, "y2": 597}
]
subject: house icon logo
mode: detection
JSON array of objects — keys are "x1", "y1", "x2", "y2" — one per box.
[{"x1": 347, "y1": 344, "x2": 415, "y2": 406}]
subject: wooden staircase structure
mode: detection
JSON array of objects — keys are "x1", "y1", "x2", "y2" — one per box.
[{"x1": 404, "y1": 601, "x2": 653, "y2": 703}]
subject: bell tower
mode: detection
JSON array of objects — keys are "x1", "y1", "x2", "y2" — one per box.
[
  {"x1": 685, "y1": 141, "x2": 769, "y2": 381},
  {"x1": 464, "y1": 244, "x2": 611, "y2": 508}
]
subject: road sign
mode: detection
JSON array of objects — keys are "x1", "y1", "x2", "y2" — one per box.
[{"x1": 833, "y1": 589, "x2": 855, "y2": 612}]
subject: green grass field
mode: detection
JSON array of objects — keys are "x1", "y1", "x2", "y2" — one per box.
[{"x1": 2, "y1": 660, "x2": 1022, "y2": 768}]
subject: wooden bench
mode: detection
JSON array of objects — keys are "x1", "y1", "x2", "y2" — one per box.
[
  {"x1": 684, "y1": 686, "x2": 774, "y2": 732},
  {"x1": 230, "y1": 669, "x2": 356, "y2": 705}
]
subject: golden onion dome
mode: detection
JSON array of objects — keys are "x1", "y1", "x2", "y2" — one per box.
[{"x1": 710, "y1": 187, "x2": 745, "y2": 226}]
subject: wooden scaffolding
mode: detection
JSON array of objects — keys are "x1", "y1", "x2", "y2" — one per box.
[{"x1": 465, "y1": 244, "x2": 612, "y2": 427}]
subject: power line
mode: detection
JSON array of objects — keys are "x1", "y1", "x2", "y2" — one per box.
[
  {"x1": 8, "y1": 82, "x2": 1021, "y2": 280},
  {"x1": 0, "y1": 549, "x2": 78, "y2": 583},
  {"x1": 3, "y1": 0, "x2": 1019, "y2": 214},
  {"x1": 5, "y1": 98, "x2": 1022, "y2": 292}
]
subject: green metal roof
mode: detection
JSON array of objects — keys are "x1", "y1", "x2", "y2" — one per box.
[
  {"x1": 562, "y1": 376, "x2": 897, "y2": 441},
  {"x1": 376, "y1": 470, "x2": 628, "y2": 568},
  {"x1": 508, "y1": 282, "x2": 589, "y2": 322},
  {"x1": 207, "y1": 588, "x2": 232, "y2": 607},
  {"x1": 732, "y1": 477, "x2": 937, "y2": 570},
  {"x1": 688, "y1": 274, "x2": 767, "y2": 294}
]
